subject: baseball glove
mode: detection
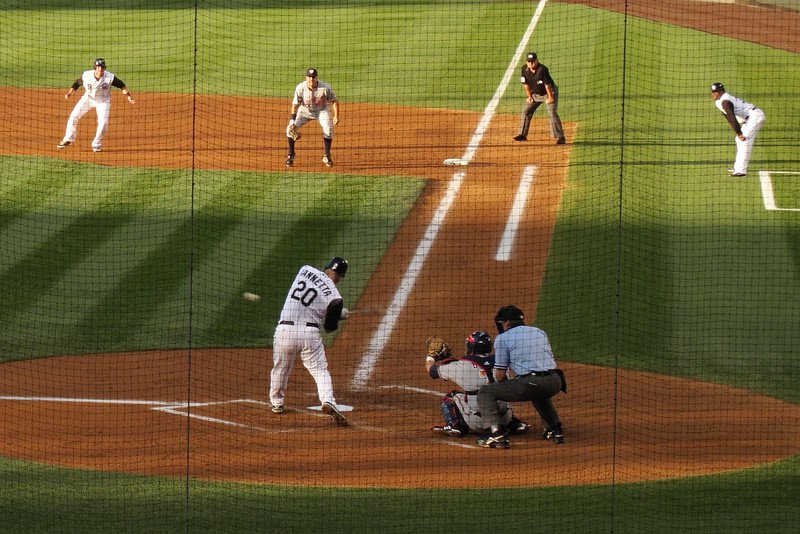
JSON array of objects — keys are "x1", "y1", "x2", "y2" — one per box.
[
  {"x1": 286, "y1": 123, "x2": 302, "y2": 141},
  {"x1": 425, "y1": 337, "x2": 452, "y2": 362}
]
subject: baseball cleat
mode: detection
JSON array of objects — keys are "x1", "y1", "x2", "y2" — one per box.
[
  {"x1": 322, "y1": 402, "x2": 348, "y2": 427},
  {"x1": 513, "y1": 135, "x2": 527, "y2": 142},
  {"x1": 285, "y1": 154, "x2": 294, "y2": 166},
  {"x1": 509, "y1": 418, "x2": 530, "y2": 435},
  {"x1": 476, "y1": 431, "x2": 510, "y2": 449},
  {"x1": 542, "y1": 427, "x2": 565, "y2": 444},
  {"x1": 729, "y1": 172, "x2": 747, "y2": 177},
  {"x1": 56, "y1": 141, "x2": 72, "y2": 149},
  {"x1": 92, "y1": 147, "x2": 102, "y2": 152},
  {"x1": 322, "y1": 154, "x2": 333, "y2": 167},
  {"x1": 271, "y1": 404, "x2": 284, "y2": 414},
  {"x1": 432, "y1": 425, "x2": 463, "y2": 438},
  {"x1": 556, "y1": 138, "x2": 566, "y2": 145}
]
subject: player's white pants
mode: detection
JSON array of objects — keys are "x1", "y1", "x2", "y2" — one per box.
[
  {"x1": 270, "y1": 325, "x2": 336, "y2": 407},
  {"x1": 733, "y1": 108, "x2": 765, "y2": 174},
  {"x1": 62, "y1": 97, "x2": 111, "y2": 150},
  {"x1": 452, "y1": 392, "x2": 513, "y2": 433},
  {"x1": 295, "y1": 106, "x2": 334, "y2": 139}
]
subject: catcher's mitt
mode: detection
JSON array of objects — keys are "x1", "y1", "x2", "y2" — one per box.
[
  {"x1": 286, "y1": 123, "x2": 302, "y2": 141},
  {"x1": 426, "y1": 337, "x2": 452, "y2": 362}
]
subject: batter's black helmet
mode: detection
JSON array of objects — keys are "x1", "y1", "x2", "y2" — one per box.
[
  {"x1": 94, "y1": 58, "x2": 106, "y2": 68},
  {"x1": 710, "y1": 82, "x2": 725, "y2": 93},
  {"x1": 324, "y1": 256, "x2": 348, "y2": 277},
  {"x1": 465, "y1": 331, "x2": 492, "y2": 356}
]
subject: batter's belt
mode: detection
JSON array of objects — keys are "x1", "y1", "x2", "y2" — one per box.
[{"x1": 278, "y1": 320, "x2": 319, "y2": 328}]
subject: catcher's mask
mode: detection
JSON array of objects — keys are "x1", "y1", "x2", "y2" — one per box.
[
  {"x1": 324, "y1": 256, "x2": 348, "y2": 277},
  {"x1": 494, "y1": 305, "x2": 525, "y2": 333},
  {"x1": 465, "y1": 331, "x2": 492, "y2": 355}
]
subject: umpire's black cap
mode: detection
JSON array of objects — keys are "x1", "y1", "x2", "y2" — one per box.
[
  {"x1": 324, "y1": 256, "x2": 348, "y2": 277},
  {"x1": 710, "y1": 82, "x2": 725, "y2": 93}
]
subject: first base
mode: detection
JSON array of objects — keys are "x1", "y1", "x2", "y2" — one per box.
[
  {"x1": 443, "y1": 158, "x2": 468, "y2": 166},
  {"x1": 307, "y1": 404, "x2": 353, "y2": 412}
]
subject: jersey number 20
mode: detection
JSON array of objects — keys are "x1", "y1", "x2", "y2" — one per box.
[{"x1": 290, "y1": 281, "x2": 317, "y2": 307}]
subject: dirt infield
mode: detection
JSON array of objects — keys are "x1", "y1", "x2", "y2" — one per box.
[{"x1": 1, "y1": 87, "x2": 799, "y2": 488}]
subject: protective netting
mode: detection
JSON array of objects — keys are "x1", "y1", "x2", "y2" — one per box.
[{"x1": 0, "y1": 0, "x2": 798, "y2": 531}]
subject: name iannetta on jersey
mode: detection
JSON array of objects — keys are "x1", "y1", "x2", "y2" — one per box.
[{"x1": 299, "y1": 267, "x2": 334, "y2": 296}]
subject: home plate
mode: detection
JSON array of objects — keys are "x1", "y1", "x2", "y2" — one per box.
[
  {"x1": 307, "y1": 404, "x2": 353, "y2": 412},
  {"x1": 443, "y1": 158, "x2": 468, "y2": 166}
]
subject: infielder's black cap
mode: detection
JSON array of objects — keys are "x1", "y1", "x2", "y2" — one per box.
[
  {"x1": 94, "y1": 58, "x2": 106, "y2": 68},
  {"x1": 324, "y1": 256, "x2": 348, "y2": 277},
  {"x1": 306, "y1": 68, "x2": 318, "y2": 77},
  {"x1": 710, "y1": 82, "x2": 725, "y2": 93},
  {"x1": 526, "y1": 52, "x2": 537, "y2": 62}
]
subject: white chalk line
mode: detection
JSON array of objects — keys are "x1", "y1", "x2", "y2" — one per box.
[
  {"x1": 350, "y1": 0, "x2": 550, "y2": 390},
  {"x1": 496, "y1": 165, "x2": 537, "y2": 261},
  {"x1": 759, "y1": 170, "x2": 800, "y2": 212}
]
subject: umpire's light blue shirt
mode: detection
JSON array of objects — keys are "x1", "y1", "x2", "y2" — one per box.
[{"x1": 493, "y1": 325, "x2": 557, "y2": 375}]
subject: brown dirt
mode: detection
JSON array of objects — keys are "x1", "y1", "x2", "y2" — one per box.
[{"x1": 2, "y1": 0, "x2": 800, "y2": 487}]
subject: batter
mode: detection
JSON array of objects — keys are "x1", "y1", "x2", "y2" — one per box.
[
  {"x1": 270, "y1": 257, "x2": 350, "y2": 427},
  {"x1": 57, "y1": 58, "x2": 135, "y2": 152}
]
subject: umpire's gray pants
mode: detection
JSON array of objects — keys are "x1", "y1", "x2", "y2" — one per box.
[
  {"x1": 477, "y1": 373, "x2": 563, "y2": 432},
  {"x1": 517, "y1": 89, "x2": 565, "y2": 141}
]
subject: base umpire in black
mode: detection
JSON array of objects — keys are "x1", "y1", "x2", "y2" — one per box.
[
  {"x1": 513, "y1": 52, "x2": 566, "y2": 145},
  {"x1": 476, "y1": 305, "x2": 566, "y2": 449}
]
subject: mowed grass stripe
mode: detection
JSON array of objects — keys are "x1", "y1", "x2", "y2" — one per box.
[{"x1": 69, "y1": 172, "x2": 241, "y2": 352}]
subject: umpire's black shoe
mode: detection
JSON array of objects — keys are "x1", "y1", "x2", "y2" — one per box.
[
  {"x1": 556, "y1": 137, "x2": 566, "y2": 145},
  {"x1": 509, "y1": 417, "x2": 530, "y2": 435},
  {"x1": 542, "y1": 426, "x2": 565, "y2": 444},
  {"x1": 513, "y1": 134, "x2": 527, "y2": 142}
]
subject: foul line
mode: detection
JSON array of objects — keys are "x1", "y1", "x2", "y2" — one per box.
[
  {"x1": 759, "y1": 170, "x2": 800, "y2": 212},
  {"x1": 350, "y1": 0, "x2": 550, "y2": 390},
  {"x1": 496, "y1": 165, "x2": 537, "y2": 261}
]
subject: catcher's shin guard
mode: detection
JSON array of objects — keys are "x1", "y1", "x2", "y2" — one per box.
[{"x1": 440, "y1": 394, "x2": 468, "y2": 435}]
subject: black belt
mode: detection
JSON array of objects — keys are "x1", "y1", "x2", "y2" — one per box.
[
  {"x1": 464, "y1": 390, "x2": 479, "y2": 395},
  {"x1": 278, "y1": 320, "x2": 319, "y2": 328},
  {"x1": 518, "y1": 370, "x2": 554, "y2": 378}
]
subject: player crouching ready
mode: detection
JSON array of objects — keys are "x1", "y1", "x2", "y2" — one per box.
[
  {"x1": 285, "y1": 67, "x2": 339, "y2": 168},
  {"x1": 424, "y1": 332, "x2": 529, "y2": 441}
]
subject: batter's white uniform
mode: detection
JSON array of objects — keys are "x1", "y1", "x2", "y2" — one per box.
[
  {"x1": 270, "y1": 265, "x2": 343, "y2": 409},
  {"x1": 292, "y1": 80, "x2": 337, "y2": 138},
  {"x1": 715, "y1": 92, "x2": 765, "y2": 175},
  {"x1": 61, "y1": 69, "x2": 117, "y2": 151}
]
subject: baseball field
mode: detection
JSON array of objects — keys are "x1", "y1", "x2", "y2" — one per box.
[{"x1": 0, "y1": 0, "x2": 798, "y2": 532}]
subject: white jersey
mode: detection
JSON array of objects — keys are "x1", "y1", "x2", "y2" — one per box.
[
  {"x1": 80, "y1": 69, "x2": 116, "y2": 103},
  {"x1": 715, "y1": 92, "x2": 757, "y2": 123},
  {"x1": 278, "y1": 265, "x2": 341, "y2": 326},
  {"x1": 292, "y1": 81, "x2": 336, "y2": 114}
]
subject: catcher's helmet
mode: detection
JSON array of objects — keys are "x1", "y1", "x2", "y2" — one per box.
[
  {"x1": 94, "y1": 58, "x2": 106, "y2": 68},
  {"x1": 324, "y1": 256, "x2": 348, "y2": 277},
  {"x1": 465, "y1": 331, "x2": 492, "y2": 355}
]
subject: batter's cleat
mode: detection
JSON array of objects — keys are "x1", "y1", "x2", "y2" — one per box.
[
  {"x1": 92, "y1": 146, "x2": 102, "y2": 152},
  {"x1": 56, "y1": 141, "x2": 72, "y2": 149},
  {"x1": 556, "y1": 138, "x2": 566, "y2": 145},
  {"x1": 271, "y1": 404, "x2": 284, "y2": 414},
  {"x1": 513, "y1": 134, "x2": 527, "y2": 142},
  {"x1": 542, "y1": 427, "x2": 565, "y2": 444},
  {"x1": 509, "y1": 418, "x2": 531, "y2": 435},
  {"x1": 322, "y1": 154, "x2": 333, "y2": 167},
  {"x1": 322, "y1": 402, "x2": 349, "y2": 427},
  {"x1": 432, "y1": 425, "x2": 463, "y2": 438},
  {"x1": 476, "y1": 430, "x2": 510, "y2": 449},
  {"x1": 285, "y1": 154, "x2": 295, "y2": 166},
  {"x1": 729, "y1": 172, "x2": 747, "y2": 177}
]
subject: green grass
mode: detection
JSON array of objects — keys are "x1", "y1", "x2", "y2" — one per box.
[
  {"x1": 0, "y1": 1, "x2": 798, "y2": 532},
  {"x1": 0, "y1": 156, "x2": 423, "y2": 361}
]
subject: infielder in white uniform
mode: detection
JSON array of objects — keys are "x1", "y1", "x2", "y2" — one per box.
[
  {"x1": 285, "y1": 67, "x2": 339, "y2": 167},
  {"x1": 270, "y1": 256, "x2": 350, "y2": 427},
  {"x1": 57, "y1": 58, "x2": 135, "y2": 152},
  {"x1": 710, "y1": 82, "x2": 765, "y2": 177}
]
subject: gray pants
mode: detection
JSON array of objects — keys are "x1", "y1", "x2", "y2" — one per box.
[
  {"x1": 477, "y1": 372, "x2": 563, "y2": 432},
  {"x1": 517, "y1": 89, "x2": 565, "y2": 141}
]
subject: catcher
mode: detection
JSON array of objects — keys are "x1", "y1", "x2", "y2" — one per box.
[{"x1": 424, "y1": 332, "x2": 529, "y2": 438}]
